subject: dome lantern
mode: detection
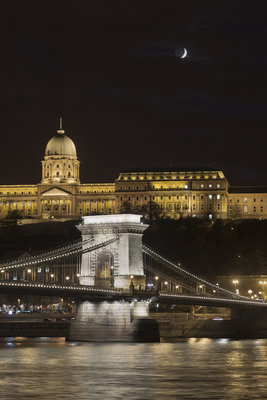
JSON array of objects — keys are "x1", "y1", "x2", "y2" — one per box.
[{"x1": 45, "y1": 118, "x2": 77, "y2": 157}]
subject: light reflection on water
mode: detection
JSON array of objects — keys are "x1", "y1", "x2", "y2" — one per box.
[{"x1": 0, "y1": 338, "x2": 267, "y2": 399}]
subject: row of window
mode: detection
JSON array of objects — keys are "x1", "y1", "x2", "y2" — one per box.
[
  {"x1": 0, "y1": 191, "x2": 37, "y2": 195},
  {"x1": 229, "y1": 197, "x2": 264, "y2": 203},
  {"x1": 120, "y1": 194, "x2": 222, "y2": 201},
  {"x1": 79, "y1": 190, "x2": 113, "y2": 194},
  {"x1": 229, "y1": 206, "x2": 264, "y2": 213},
  {"x1": 119, "y1": 183, "x2": 222, "y2": 191},
  {"x1": 119, "y1": 174, "x2": 221, "y2": 181},
  {"x1": 0, "y1": 201, "x2": 33, "y2": 206}
]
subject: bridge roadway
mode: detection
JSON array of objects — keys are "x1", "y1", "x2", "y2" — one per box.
[{"x1": 1, "y1": 281, "x2": 267, "y2": 310}]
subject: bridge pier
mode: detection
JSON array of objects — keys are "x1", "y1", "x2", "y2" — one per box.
[{"x1": 66, "y1": 300, "x2": 160, "y2": 342}]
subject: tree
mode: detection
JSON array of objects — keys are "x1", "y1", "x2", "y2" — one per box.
[
  {"x1": 0, "y1": 210, "x2": 22, "y2": 237},
  {"x1": 120, "y1": 200, "x2": 133, "y2": 214},
  {"x1": 1, "y1": 210, "x2": 22, "y2": 227},
  {"x1": 141, "y1": 201, "x2": 161, "y2": 221}
]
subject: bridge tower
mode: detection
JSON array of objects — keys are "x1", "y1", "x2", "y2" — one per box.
[
  {"x1": 67, "y1": 214, "x2": 160, "y2": 341},
  {"x1": 76, "y1": 214, "x2": 148, "y2": 290}
]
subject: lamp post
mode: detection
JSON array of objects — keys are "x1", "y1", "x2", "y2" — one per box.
[
  {"x1": 164, "y1": 281, "x2": 168, "y2": 292},
  {"x1": 198, "y1": 284, "x2": 204, "y2": 294},
  {"x1": 232, "y1": 280, "x2": 239, "y2": 292},
  {"x1": 259, "y1": 281, "x2": 267, "y2": 298},
  {"x1": 248, "y1": 289, "x2": 253, "y2": 299},
  {"x1": 155, "y1": 276, "x2": 159, "y2": 290}
]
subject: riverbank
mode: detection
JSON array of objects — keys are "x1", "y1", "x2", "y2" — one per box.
[{"x1": 2, "y1": 312, "x2": 267, "y2": 339}]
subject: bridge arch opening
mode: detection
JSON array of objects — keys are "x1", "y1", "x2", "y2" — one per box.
[{"x1": 95, "y1": 251, "x2": 115, "y2": 288}]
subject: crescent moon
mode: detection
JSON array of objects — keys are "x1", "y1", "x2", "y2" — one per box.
[{"x1": 181, "y1": 48, "x2": 187, "y2": 59}]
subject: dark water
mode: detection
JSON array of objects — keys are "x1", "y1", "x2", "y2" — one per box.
[{"x1": 0, "y1": 337, "x2": 267, "y2": 400}]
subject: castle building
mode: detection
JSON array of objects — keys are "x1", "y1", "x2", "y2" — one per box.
[{"x1": 0, "y1": 122, "x2": 266, "y2": 221}]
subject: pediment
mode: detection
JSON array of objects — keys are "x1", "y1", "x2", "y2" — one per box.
[{"x1": 41, "y1": 187, "x2": 71, "y2": 196}]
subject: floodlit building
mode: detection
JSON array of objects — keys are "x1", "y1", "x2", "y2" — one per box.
[{"x1": 0, "y1": 122, "x2": 266, "y2": 221}]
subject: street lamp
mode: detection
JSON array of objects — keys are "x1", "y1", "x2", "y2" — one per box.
[{"x1": 232, "y1": 280, "x2": 239, "y2": 291}]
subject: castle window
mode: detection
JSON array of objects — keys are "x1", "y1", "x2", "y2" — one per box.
[
  {"x1": 57, "y1": 165, "x2": 59, "y2": 168},
  {"x1": 184, "y1": 185, "x2": 188, "y2": 189},
  {"x1": 136, "y1": 186, "x2": 139, "y2": 190},
  {"x1": 201, "y1": 204, "x2": 204, "y2": 210},
  {"x1": 217, "y1": 184, "x2": 221, "y2": 188},
  {"x1": 136, "y1": 197, "x2": 139, "y2": 201},
  {"x1": 192, "y1": 195, "x2": 196, "y2": 200},
  {"x1": 244, "y1": 197, "x2": 248, "y2": 203},
  {"x1": 68, "y1": 173, "x2": 71, "y2": 178},
  {"x1": 209, "y1": 195, "x2": 212, "y2": 200},
  {"x1": 200, "y1": 184, "x2": 204, "y2": 188},
  {"x1": 229, "y1": 198, "x2": 232, "y2": 203},
  {"x1": 217, "y1": 195, "x2": 220, "y2": 200},
  {"x1": 201, "y1": 195, "x2": 204, "y2": 200},
  {"x1": 260, "y1": 206, "x2": 264, "y2": 212},
  {"x1": 253, "y1": 206, "x2": 257, "y2": 212},
  {"x1": 56, "y1": 172, "x2": 59, "y2": 177},
  {"x1": 209, "y1": 184, "x2": 212, "y2": 188},
  {"x1": 217, "y1": 204, "x2": 221, "y2": 210},
  {"x1": 236, "y1": 198, "x2": 240, "y2": 203},
  {"x1": 254, "y1": 198, "x2": 257, "y2": 202},
  {"x1": 144, "y1": 196, "x2": 147, "y2": 201},
  {"x1": 244, "y1": 206, "x2": 248, "y2": 213},
  {"x1": 260, "y1": 198, "x2": 263, "y2": 202}
]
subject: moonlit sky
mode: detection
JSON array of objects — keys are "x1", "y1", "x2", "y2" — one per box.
[{"x1": 0, "y1": 1, "x2": 267, "y2": 185}]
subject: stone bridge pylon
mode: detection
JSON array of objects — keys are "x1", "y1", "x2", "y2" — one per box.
[{"x1": 77, "y1": 214, "x2": 149, "y2": 290}]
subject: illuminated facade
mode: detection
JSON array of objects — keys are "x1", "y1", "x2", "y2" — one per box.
[{"x1": 0, "y1": 123, "x2": 266, "y2": 221}]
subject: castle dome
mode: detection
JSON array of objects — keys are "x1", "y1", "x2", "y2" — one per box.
[{"x1": 45, "y1": 118, "x2": 77, "y2": 157}]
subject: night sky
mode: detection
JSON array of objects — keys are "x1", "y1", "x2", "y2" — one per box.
[{"x1": 1, "y1": 1, "x2": 267, "y2": 186}]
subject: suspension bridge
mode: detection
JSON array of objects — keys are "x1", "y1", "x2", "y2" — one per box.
[{"x1": 0, "y1": 215, "x2": 265, "y2": 310}]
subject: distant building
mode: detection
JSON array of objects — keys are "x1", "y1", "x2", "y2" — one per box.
[{"x1": 0, "y1": 122, "x2": 266, "y2": 221}]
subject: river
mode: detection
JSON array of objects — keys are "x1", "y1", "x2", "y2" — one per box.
[{"x1": 0, "y1": 337, "x2": 266, "y2": 399}]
